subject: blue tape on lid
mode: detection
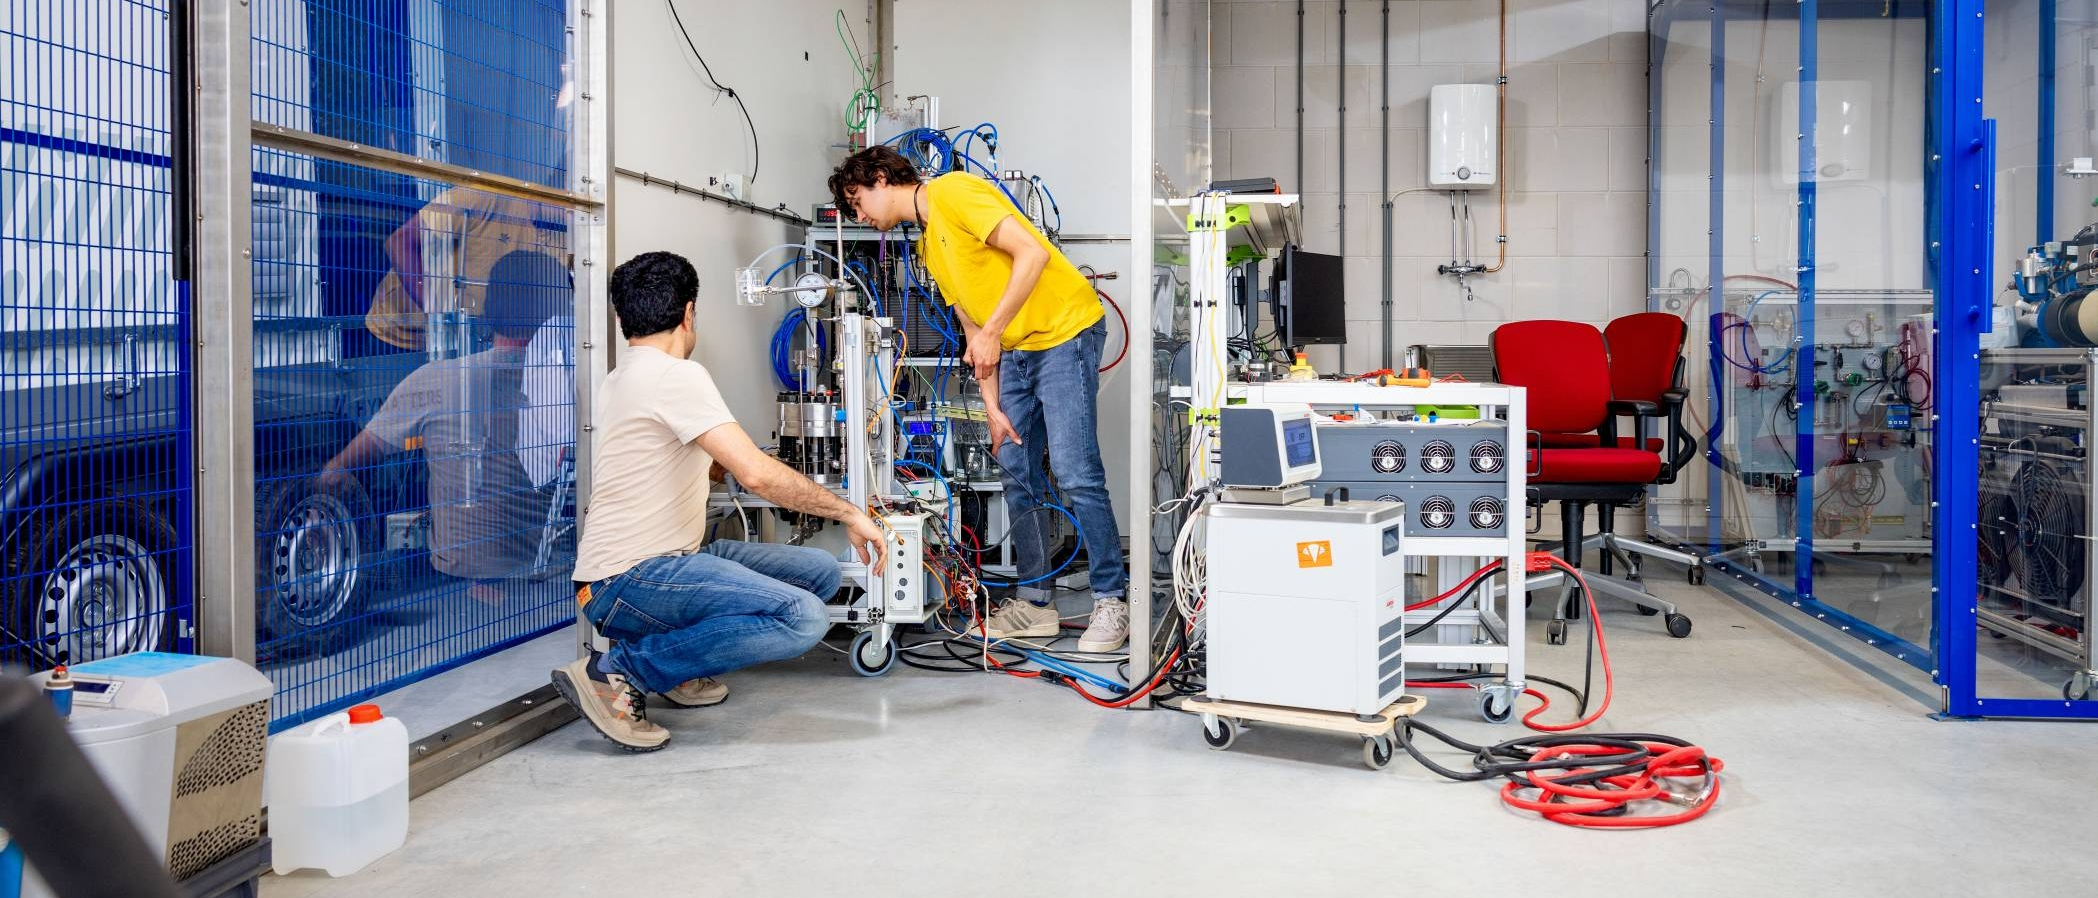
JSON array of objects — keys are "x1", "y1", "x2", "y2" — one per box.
[{"x1": 72, "y1": 652, "x2": 217, "y2": 678}]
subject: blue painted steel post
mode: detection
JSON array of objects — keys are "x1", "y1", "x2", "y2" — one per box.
[
  {"x1": 2040, "y1": 0, "x2": 2057, "y2": 245},
  {"x1": 1933, "y1": 0, "x2": 1989, "y2": 717},
  {"x1": 1795, "y1": 1, "x2": 1820, "y2": 603}
]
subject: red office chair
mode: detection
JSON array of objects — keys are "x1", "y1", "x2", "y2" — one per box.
[
  {"x1": 1491, "y1": 320, "x2": 1693, "y2": 642},
  {"x1": 1536, "y1": 313, "x2": 1706, "y2": 585}
]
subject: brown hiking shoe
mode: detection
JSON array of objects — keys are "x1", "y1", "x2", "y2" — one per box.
[
  {"x1": 659, "y1": 677, "x2": 728, "y2": 708},
  {"x1": 551, "y1": 656, "x2": 669, "y2": 752}
]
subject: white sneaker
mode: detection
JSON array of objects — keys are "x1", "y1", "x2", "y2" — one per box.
[
  {"x1": 1076, "y1": 598, "x2": 1129, "y2": 652},
  {"x1": 980, "y1": 598, "x2": 1060, "y2": 640}
]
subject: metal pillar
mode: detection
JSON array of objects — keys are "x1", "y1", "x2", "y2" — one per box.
[{"x1": 190, "y1": 0, "x2": 257, "y2": 662}]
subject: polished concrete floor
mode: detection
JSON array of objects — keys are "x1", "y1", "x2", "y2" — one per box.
[{"x1": 263, "y1": 577, "x2": 2097, "y2": 898}]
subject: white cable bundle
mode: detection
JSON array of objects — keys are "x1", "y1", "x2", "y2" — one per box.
[
  {"x1": 1171, "y1": 500, "x2": 1210, "y2": 646},
  {"x1": 1185, "y1": 193, "x2": 1233, "y2": 490}
]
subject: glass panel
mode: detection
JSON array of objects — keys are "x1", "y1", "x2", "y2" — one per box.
[
  {"x1": 1, "y1": 0, "x2": 192, "y2": 667},
  {"x1": 1647, "y1": 10, "x2": 1718, "y2": 549},
  {"x1": 1149, "y1": 1, "x2": 1211, "y2": 571},
  {"x1": 1976, "y1": 1, "x2": 2098, "y2": 704},
  {"x1": 251, "y1": 0, "x2": 573, "y2": 190},
  {"x1": 250, "y1": 149, "x2": 578, "y2": 726},
  {"x1": 1650, "y1": 1, "x2": 1936, "y2": 670}
]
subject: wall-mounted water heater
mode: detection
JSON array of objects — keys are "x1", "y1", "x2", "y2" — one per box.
[{"x1": 1429, "y1": 84, "x2": 1497, "y2": 190}]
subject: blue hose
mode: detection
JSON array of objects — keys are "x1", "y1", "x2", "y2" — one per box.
[{"x1": 771, "y1": 307, "x2": 830, "y2": 390}]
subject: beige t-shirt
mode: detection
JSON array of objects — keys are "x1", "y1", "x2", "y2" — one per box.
[{"x1": 571, "y1": 346, "x2": 736, "y2": 582}]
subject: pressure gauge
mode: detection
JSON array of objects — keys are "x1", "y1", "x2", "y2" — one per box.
[
  {"x1": 792, "y1": 272, "x2": 831, "y2": 309},
  {"x1": 1860, "y1": 353, "x2": 1883, "y2": 372},
  {"x1": 1844, "y1": 320, "x2": 1867, "y2": 340}
]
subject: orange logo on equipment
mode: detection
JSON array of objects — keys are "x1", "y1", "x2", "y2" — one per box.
[{"x1": 1296, "y1": 540, "x2": 1333, "y2": 568}]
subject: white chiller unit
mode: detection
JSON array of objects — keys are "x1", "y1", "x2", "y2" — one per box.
[
  {"x1": 1202, "y1": 497, "x2": 1409, "y2": 717},
  {"x1": 23, "y1": 653, "x2": 273, "y2": 898},
  {"x1": 1429, "y1": 83, "x2": 1498, "y2": 189}
]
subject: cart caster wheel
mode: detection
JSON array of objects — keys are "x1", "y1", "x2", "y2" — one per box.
[
  {"x1": 1664, "y1": 613, "x2": 1694, "y2": 639},
  {"x1": 1546, "y1": 620, "x2": 1568, "y2": 645},
  {"x1": 1479, "y1": 689, "x2": 1514, "y2": 724},
  {"x1": 2066, "y1": 674, "x2": 2095, "y2": 702},
  {"x1": 1201, "y1": 715, "x2": 1236, "y2": 750},
  {"x1": 849, "y1": 631, "x2": 897, "y2": 677},
  {"x1": 1362, "y1": 735, "x2": 1394, "y2": 770},
  {"x1": 1636, "y1": 604, "x2": 1660, "y2": 616},
  {"x1": 1688, "y1": 566, "x2": 1705, "y2": 586}
]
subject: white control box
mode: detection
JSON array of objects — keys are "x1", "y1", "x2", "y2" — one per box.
[
  {"x1": 1429, "y1": 84, "x2": 1498, "y2": 189},
  {"x1": 1203, "y1": 497, "x2": 1408, "y2": 717},
  {"x1": 874, "y1": 512, "x2": 928, "y2": 618}
]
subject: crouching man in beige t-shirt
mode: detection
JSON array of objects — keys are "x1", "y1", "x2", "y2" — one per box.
[{"x1": 550, "y1": 251, "x2": 884, "y2": 752}]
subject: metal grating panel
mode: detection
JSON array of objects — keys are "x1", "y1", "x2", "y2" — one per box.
[
  {"x1": 245, "y1": 0, "x2": 579, "y2": 729},
  {"x1": 250, "y1": 149, "x2": 578, "y2": 729},
  {"x1": 250, "y1": 0, "x2": 572, "y2": 190},
  {"x1": 1, "y1": 0, "x2": 194, "y2": 669}
]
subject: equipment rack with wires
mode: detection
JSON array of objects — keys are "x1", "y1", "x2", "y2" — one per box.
[
  {"x1": 1230, "y1": 381, "x2": 1531, "y2": 721},
  {"x1": 1977, "y1": 347, "x2": 2098, "y2": 700}
]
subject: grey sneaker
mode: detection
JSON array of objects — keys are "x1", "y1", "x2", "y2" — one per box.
[
  {"x1": 1076, "y1": 597, "x2": 1129, "y2": 652},
  {"x1": 551, "y1": 656, "x2": 669, "y2": 752},
  {"x1": 980, "y1": 598, "x2": 1060, "y2": 639},
  {"x1": 659, "y1": 677, "x2": 728, "y2": 708}
]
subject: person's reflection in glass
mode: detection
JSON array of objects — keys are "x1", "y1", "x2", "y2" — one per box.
[
  {"x1": 365, "y1": 188, "x2": 561, "y2": 356},
  {"x1": 324, "y1": 250, "x2": 575, "y2": 604}
]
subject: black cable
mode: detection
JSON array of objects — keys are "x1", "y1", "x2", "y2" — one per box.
[
  {"x1": 1397, "y1": 719, "x2": 1702, "y2": 788},
  {"x1": 1405, "y1": 570, "x2": 1499, "y2": 639},
  {"x1": 893, "y1": 636, "x2": 1029, "y2": 673},
  {"x1": 665, "y1": 0, "x2": 761, "y2": 184}
]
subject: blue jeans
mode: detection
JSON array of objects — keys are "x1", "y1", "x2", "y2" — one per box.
[
  {"x1": 579, "y1": 541, "x2": 838, "y2": 693},
  {"x1": 995, "y1": 319, "x2": 1126, "y2": 601}
]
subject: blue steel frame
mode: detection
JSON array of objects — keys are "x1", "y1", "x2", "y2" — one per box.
[
  {"x1": 1942, "y1": 3, "x2": 2098, "y2": 719},
  {"x1": 1651, "y1": 0, "x2": 2095, "y2": 718},
  {"x1": 1645, "y1": 2, "x2": 2081, "y2": 713},
  {"x1": 1648, "y1": 1, "x2": 1934, "y2": 671},
  {"x1": 2039, "y1": 0, "x2": 2057, "y2": 247}
]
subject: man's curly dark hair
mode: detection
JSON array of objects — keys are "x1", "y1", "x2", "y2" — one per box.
[
  {"x1": 828, "y1": 145, "x2": 922, "y2": 217},
  {"x1": 608, "y1": 251, "x2": 698, "y2": 340}
]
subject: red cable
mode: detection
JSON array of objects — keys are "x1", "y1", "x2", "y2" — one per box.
[
  {"x1": 1097, "y1": 289, "x2": 1128, "y2": 373},
  {"x1": 1061, "y1": 647, "x2": 1184, "y2": 708},
  {"x1": 1405, "y1": 560, "x2": 1506, "y2": 612},
  {"x1": 1413, "y1": 552, "x2": 1723, "y2": 827},
  {"x1": 1497, "y1": 742, "x2": 1723, "y2": 828}
]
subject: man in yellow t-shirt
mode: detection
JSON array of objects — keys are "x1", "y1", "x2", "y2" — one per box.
[
  {"x1": 829, "y1": 146, "x2": 1127, "y2": 652},
  {"x1": 366, "y1": 188, "x2": 563, "y2": 352}
]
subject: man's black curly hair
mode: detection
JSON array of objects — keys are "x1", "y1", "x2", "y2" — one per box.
[
  {"x1": 828, "y1": 145, "x2": 922, "y2": 217},
  {"x1": 608, "y1": 251, "x2": 698, "y2": 339}
]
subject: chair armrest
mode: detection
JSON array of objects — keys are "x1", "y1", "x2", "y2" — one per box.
[
  {"x1": 1660, "y1": 388, "x2": 1689, "y2": 404},
  {"x1": 1607, "y1": 399, "x2": 1661, "y2": 417}
]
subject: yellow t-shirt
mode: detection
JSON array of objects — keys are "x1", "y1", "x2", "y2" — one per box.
[
  {"x1": 917, "y1": 173, "x2": 1101, "y2": 351},
  {"x1": 366, "y1": 188, "x2": 563, "y2": 351}
]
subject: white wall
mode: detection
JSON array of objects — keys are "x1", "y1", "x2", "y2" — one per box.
[
  {"x1": 610, "y1": 0, "x2": 868, "y2": 429},
  {"x1": 891, "y1": 0, "x2": 1138, "y2": 505},
  {"x1": 1211, "y1": 0, "x2": 1655, "y2": 368}
]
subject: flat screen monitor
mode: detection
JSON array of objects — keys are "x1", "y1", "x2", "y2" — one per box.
[{"x1": 1277, "y1": 245, "x2": 1346, "y2": 347}]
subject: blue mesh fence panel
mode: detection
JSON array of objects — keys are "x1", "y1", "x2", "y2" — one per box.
[
  {"x1": 251, "y1": 148, "x2": 577, "y2": 728},
  {"x1": 251, "y1": 0, "x2": 571, "y2": 190},
  {"x1": 1, "y1": 0, "x2": 193, "y2": 670},
  {"x1": 247, "y1": 0, "x2": 577, "y2": 729}
]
